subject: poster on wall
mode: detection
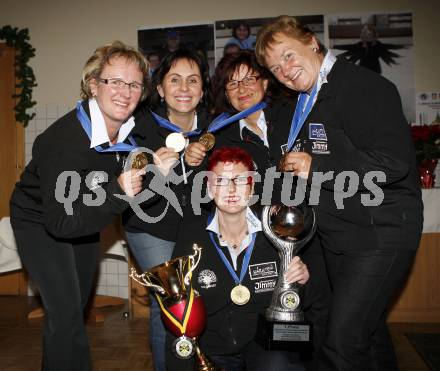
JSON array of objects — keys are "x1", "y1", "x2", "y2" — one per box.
[
  {"x1": 138, "y1": 22, "x2": 215, "y2": 75},
  {"x1": 214, "y1": 15, "x2": 324, "y2": 66},
  {"x1": 416, "y1": 91, "x2": 440, "y2": 125},
  {"x1": 327, "y1": 12, "x2": 415, "y2": 122}
]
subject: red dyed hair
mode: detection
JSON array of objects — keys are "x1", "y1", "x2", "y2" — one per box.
[{"x1": 207, "y1": 146, "x2": 255, "y2": 172}]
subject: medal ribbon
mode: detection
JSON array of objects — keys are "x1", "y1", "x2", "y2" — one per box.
[
  {"x1": 286, "y1": 83, "x2": 318, "y2": 152},
  {"x1": 207, "y1": 101, "x2": 267, "y2": 133},
  {"x1": 150, "y1": 110, "x2": 202, "y2": 137},
  {"x1": 207, "y1": 215, "x2": 256, "y2": 285},
  {"x1": 155, "y1": 286, "x2": 195, "y2": 335},
  {"x1": 76, "y1": 101, "x2": 137, "y2": 152}
]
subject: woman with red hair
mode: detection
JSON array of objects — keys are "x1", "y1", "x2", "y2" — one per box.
[
  {"x1": 184, "y1": 48, "x2": 330, "y2": 371},
  {"x1": 166, "y1": 146, "x2": 309, "y2": 371}
]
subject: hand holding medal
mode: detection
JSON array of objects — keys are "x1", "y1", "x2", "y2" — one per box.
[
  {"x1": 280, "y1": 82, "x2": 317, "y2": 177},
  {"x1": 198, "y1": 132, "x2": 215, "y2": 151},
  {"x1": 131, "y1": 152, "x2": 148, "y2": 170},
  {"x1": 153, "y1": 147, "x2": 179, "y2": 177},
  {"x1": 279, "y1": 151, "x2": 312, "y2": 179},
  {"x1": 191, "y1": 102, "x2": 266, "y2": 166},
  {"x1": 117, "y1": 167, "x2": 145, "y2": 197},
  {"x1": 184, "y1": 142, "x2": 208, "y2": 167}
]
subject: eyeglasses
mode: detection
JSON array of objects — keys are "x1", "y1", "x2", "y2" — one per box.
[
  {"x1": 225, "y1": 75, "x2": 261, "y2": 91},
  {"x1": 213, "y1": 175, "x2": 253, "y2": 187},
  {"x1": 97, "y1": 77, "x2": 144, "y2": 93}
]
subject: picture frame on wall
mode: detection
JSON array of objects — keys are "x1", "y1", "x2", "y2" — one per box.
[
  {"x1": 214, "y1": 15, "x2": 325, "y2": 65},
  {"x1": 327, "y1": 12, "x2": 415, "y2": 122},
  {"x1": 138, "y1": 22, "x2": 215, "y2": 75}
]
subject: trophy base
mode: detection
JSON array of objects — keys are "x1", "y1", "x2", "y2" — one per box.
[{"x1": 255, "y1": 314, "x2": 312, "y2": 351}]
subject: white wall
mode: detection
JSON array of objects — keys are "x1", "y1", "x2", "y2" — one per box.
[
  {"x1": 2, "y1": 0, "x2": 439, "y2": 298},
  {"x1": 1, "y1": 0, "x2": 439, "y2": 106}
]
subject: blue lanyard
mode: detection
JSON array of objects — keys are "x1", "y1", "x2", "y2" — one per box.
[
  {"x1": 76, "y1": 101, "x2": 137, "y2": 152},
  {"x1": 150, "y1": 110, "x2": 202, "y2": 137},
  {"x1": 286, "y1": 83, "x2": 318, "y2": 152},
  {"x1": 207, "y1": 215, "x2": 256, "y2": 285},
  {"x1": 207, "y1": 101, "x2": 267, "y2": 134}
]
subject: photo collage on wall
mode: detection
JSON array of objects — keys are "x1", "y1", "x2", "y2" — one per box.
[
  {"x1": 327, "y1": 12, "x2": 414, "y2": 122},
  {"x1": 138, "y1": 11, "x2": 415, "y2": 122}
]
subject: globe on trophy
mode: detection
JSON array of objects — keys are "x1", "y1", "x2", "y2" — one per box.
[
  {"x1": 256, "y1": 204, "x2": 316, "y2": 350},
  {"x1": 130, "y1": 244, "x2": 220, "y2": 370}
]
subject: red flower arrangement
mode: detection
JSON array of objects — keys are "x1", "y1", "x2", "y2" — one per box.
[
  {"x1": 410, "y1": 122, "x2": 440, "y2": 187},
  {"x1": 410, "y1": 123, "x2": 440, "y2": 163}
]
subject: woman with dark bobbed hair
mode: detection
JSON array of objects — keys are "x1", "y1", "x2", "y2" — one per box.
[{"x1": 123, "y1": 48, "x2": 212, "y2": 371}]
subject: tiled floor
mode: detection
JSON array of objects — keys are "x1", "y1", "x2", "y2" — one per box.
[{"x1": 0, "y1": 295, "x2": 439, "y2": 371}]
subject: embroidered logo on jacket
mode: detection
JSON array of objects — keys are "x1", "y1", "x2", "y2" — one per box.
[
  {"x1": 254, "y1": 279, "x2": 277, "y2": 293},
  {"x1": 248, "y1": 262, "x2": 278, "y2": 280},
  {"x1": 198, "y1": 269, "x2": 217, "y2": 289},
  {"x1": 309, "y1": 123, "x2": 327, "y2": 141},
  {"x1": 311, "y1": 141, "x2": 330, "y2": 154}
]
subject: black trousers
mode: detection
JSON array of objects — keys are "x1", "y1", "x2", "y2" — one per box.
[
  {"x1": 316, "y1": 223, "x2": 419, "y2": 371},
  {"x1": 166, "y1": 339, "x2": 305, "y2": 371},
  {"x1": 11, "y1": 219, "x2": 100, "y2": 371},
  {"x1": 300, "y1": 236, "x2": 332, "y2": 371}
]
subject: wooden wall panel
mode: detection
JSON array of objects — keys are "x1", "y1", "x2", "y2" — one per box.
[
  {"x1": 388, "y1": 233, "x2": 440, "y2": 322},
  {"x1": 0, "y1": 43, "x2": 27, "y2": 295}
]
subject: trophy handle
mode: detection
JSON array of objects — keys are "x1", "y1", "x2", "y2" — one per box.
[
  {"x1": 262, "y1": 206, "x2": 285, "y2": 248},
  {"x1": 184, "y1": 244, "x2": 202, "y2": 286},
  {"x1": 129, "y1": 267, "x2": 166, "y2": 294}
]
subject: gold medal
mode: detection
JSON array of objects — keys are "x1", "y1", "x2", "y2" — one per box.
[
  {"x1": 131, "y1": 152, "x2": 148, "y2": 170},
  {"x1": 230, "y1": 284, "x2": 250, "y2": 305},
  {"x1": 198, "y1": 132, "x2": 215, "y2": 151}
]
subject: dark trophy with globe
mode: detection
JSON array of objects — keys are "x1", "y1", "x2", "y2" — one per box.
[
  {"x1": 130, "y1": 244, "x2": 220, "y2": 371},
  {"x1": 256, "y1": 204, "x2": 316, "y2": 350}
]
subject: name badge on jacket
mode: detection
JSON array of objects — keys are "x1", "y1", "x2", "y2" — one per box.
[{"x1": 309, "y1": 123, "x2": 330, "y2": 154}]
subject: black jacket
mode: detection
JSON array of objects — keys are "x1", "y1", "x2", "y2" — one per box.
[
  {"x1": 207, "y1": 98, "x2": 296, "y2": 205},
  {"x1": 300, "y1": 57, "x2": 423, "y2": 250},
  {"x1": 168, "y1": 211, "x2": 280, "y2": 359},
  {"x1": 123, "y1": 106, "x2": 209, "y2": 241},
  {"x1": 10, "y1": 101, "x2": 128, "y2": 240},
  {"x1": 215, "y1": 98, "x2": 294, "y2": 171}
]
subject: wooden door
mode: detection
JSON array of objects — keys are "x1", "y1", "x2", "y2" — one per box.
[{"x1": 0, "y1": 43, "x2": 27, "y2": 295}]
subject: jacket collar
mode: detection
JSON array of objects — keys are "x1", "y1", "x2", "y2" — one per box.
[{"x1": 315, "y1": 56, "x2": 347, "y2": 103}]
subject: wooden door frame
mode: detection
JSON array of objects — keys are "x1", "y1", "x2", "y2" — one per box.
[{"x1": 0, "y1": 43, "x2": 28, "y2": 295}]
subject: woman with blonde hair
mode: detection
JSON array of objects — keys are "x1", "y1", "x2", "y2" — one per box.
[{"x1": 10, "y1": 41, "x2": 148, "y2": 371}]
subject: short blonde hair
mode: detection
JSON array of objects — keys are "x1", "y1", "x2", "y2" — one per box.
[
  {"x1": 81, "y1": 40, "x2": 150, "y2": 101},
  {"x1": 255, "y1": 15, "x2": 317, "y2": 66}
]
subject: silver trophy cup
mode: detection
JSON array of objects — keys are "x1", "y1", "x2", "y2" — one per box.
[{"x1": 257, "y1": 204, "x2": 316, "y2": 349}]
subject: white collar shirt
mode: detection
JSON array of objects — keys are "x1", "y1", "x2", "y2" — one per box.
[
  {"x1": 89, "y1": 98, "x2": 135, "y2": 148},
  {"x1": 301, "y1": 50, "x2": 337, "y2": 109},
  {"x1": 206, "y1": 207, "x2": 262, "y2": 270},
  {"x1": 239, "y1": 110, "x2": 269, "y2": 147}
]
